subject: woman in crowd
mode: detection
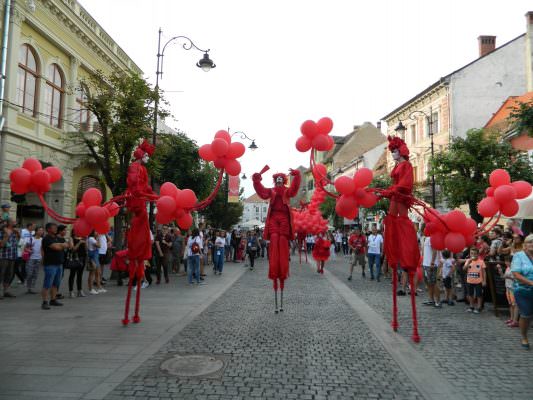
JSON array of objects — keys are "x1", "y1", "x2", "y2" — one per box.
[
  {"x1": 511, "y1": 234, "x2": 533, "y2": 350},
  {"x1": 213, "y1": 230, "x2": 226, "y2": 275},
  {"x1": 246, "y1": 230, "x2": 259, "y2": 271},
  {"x1": 312, "y1": 232, "x2": 331, "y2": 274},
  {"x1": 186, "y1": 228, "x2": 204, "y2": 285},
  {"x1": 25, "y1": 226, "x2": 43, "y2": 294},
  {"x1": 68, "y1": 228, "x2": 87, "y2": 298},
  {"x1": 87, "y1": 231, "x2": 102, "y2": 295}
]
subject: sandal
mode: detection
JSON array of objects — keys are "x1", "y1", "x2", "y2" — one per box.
[{"x1": 521, "y1": 341, "x2": 530, "y2": 350}]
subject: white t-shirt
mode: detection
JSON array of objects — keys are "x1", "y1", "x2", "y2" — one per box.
[
  {"x1": 335, "y1": 232, "x2": 342, "y2": 243},
  {"x1": 215, "y1": 236, "x2": 225, "y2": 248},
  {"x1": 422, "y1": 237, "x2": 439, "y2": 267},
  {"x1": 186, "y1": 236, "x2": 203, "y2": 257},
  {"x1": 88, "y1": 237, "x2": 98, "y2": 252},
  {"x1": 98, "y1": 234, "x2": 108, "y2": 255},
  {"x1": 441, "y1": 258, "x2": 454, "y2": 278},
  {"x1": 21, "y1": 228, "x2": 32, "y2": 241},
  {"x1": 30, "y1": 237, "x2": 42, "y2": 260},
  {"x1": 367, "y1": 234, "x2": 383, "y2": 254}
]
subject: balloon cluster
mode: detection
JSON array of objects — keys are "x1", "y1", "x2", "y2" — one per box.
[
  {"x1": 9, "y1": 158, "x2": 62, "y2": 195},
  {"x1": 424, "y1": 209, "x2": 477, "y2": 253},
  {"x1": 74, "y1": 188, "x2": 119, "y2": 236},
  {"x1": 477, "y1": 169, "x2": 532, "y2": 218},
  {"x1": 154, "y1": 182, "x2": 196, "y2": 229},
  {"x1": 333, "y1": 168, "x2": 378, "y2": 220},
  {"x1": 198, "y1": 130, "x2": 246, "y2": 176},
  {"x1": 293, "y1": 187, "x2": 329, "y2": 235},
  {"x1": 295, "y1": 117, "x2": 335, "y2": 152}
]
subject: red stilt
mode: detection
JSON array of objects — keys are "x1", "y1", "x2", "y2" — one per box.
[
  {"x1": 391, "y1": 264, "x2": 399, "y2": 332},
  {"x1": 122, "y1": 265, "x2": 135, "y2": 325},
  {"x1": 133, "y1": 266, "x2": 142, "y2": 323},
  {"x1": 408, "y1": 271, "x2": 420, "y2": 343}
]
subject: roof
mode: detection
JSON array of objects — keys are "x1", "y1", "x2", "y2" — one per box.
[
  {"x1": 372, "y1": 149, "x2": 389, "y2": 175},
  {"x1": 332, "y1": 123, "x2": 387, "y2": 166},
  {"x1": 244, "y1": 193, "x2": 268, "y2": 203},
  {"x1": 381, "y1": 33, "x2": 526, "y2": 121},
  {"x1": 485, "y1": 91, "x2": 533, "y2": 129}
]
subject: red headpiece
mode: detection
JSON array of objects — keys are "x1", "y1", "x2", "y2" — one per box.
[
  {"x1": 272, "y1": 173, "x2": 288, "y2": 185},
  {"x1": 387, "y1": 135, "x2": 409, "y2": 158},
  {"x1": 133, "y1": 139, "x2": 156, "y2": 160}
]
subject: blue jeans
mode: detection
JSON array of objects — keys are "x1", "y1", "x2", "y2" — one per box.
[
  {"x1": 188, "y1": 255, "x2": 200, "y2": 284},
  {"x1": 213, "y1": 248, "x2": 224, "y2": 273},
  {"x1": 368, "y1": 253, "x2": 381, "y2": 279}
]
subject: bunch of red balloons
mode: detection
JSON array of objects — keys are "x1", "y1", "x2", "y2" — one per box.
[
  {"x1": 9, "y1": 158, "x2": 62, "y2": 195},
  {"x1": 295, "y1": 117, "x2": 335, "y2": 153},
  {"x1": 154, "y1": 182, "x2": 196, "y2": 229},
  {"x1": 477, "y1": 169, "x2": 531, "y2": 218},
  {"x1": 74, "y1": 188, "x2": 119, "y2": 236},
  {"x1": 293, "y1": 186, "x2": 329, "y2": 235},
  {"x1": 424, "y1": 209, "x2": 477, "y2": 253},
  {"x1": 334, "y1": 168, "x2": 378, "y2": 220},
  {"x1": 198, "y1": 130, "x2": 246, "y2": 176}
]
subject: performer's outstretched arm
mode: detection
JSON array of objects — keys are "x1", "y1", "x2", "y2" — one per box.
[
  {"x1": 252, "y1": 173, "x2": 272, "y2": 200},
  {"x1": 287, "y1": 169, "x2": 301, "y2": 197}
]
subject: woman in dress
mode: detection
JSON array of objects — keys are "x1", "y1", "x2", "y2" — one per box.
[{"x1": 312, "y1": 232, "x2": 331, "y2": 274}]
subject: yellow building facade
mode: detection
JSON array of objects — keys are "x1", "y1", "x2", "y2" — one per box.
[{"x1": 0, "y1": 0, "x2": 140, "y2": 225}]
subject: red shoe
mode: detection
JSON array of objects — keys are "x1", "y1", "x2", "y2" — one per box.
[{"x1": 508, "y1": 321, "x2": 519, "y2": 327}]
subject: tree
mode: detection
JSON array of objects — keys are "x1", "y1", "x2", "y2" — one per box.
[
  {"x1": 320, "y1": 196, "x2": 341, "y2": 228},
  {"x1": 201, "y1": 175, "x2": 244, "y2": 230},
  {"x1": 368, "y1": 174, "x2": 392, "y2": 218},
  {"x1": 509, "y1": 99, "x2": 533, "y2": 137},
  {"x1": 430, "y1": 129, "x2": 532, "y2": 223}
]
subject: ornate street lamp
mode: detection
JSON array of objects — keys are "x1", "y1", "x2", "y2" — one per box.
[{"x1": 229, "y1": 128, "x2": 259, "y2": 151}]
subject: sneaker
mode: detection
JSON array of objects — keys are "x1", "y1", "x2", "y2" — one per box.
[
  {"x1": 434, "y1": 302, "x2": 442, "y2": 308},
  {"x1": 423, "y1": 301, "x2": 435, "y2": 306},
  {"x1": 56, "y1": 293, "x2": 64, "y2": 299},
  {"x1": 447, "y1": 301, "x2": 455, "y2": 306},
  {"x1": 49, "y1": 299, "x2": 63, "y2": 306},
  {"x1": 141, "y1": 281, "x2": 149, "y2": 289},
  {"x1": 97, "y1": 288, "x2": 107, "y2": 293},
  {"x1": 41, "y1": 301, "x2": 50, "y2": 310},
  {"x1": 69, "y1": 291, "x2": 75, "y2": 298},
  {"x1": 347, "y1": 276, "x2": 352, "y2": 281},
  {"x1": 466, "y1": 307, "x2": 474, "y2": 312},
  {"x1": 473, "y1": 309, "x2": 480, "y2": 314},
  {"x1": 397, "y1": 290, "x2": 406, "y2": 296},
  {"x1": 89, "y1": 289, "x2": 99, "y2": 295},
  {"x1": 199, "y1": 281, "x2": 207, "y2": 285},
  {"x1": 77, "y1": 291, "x2": 86, "y2": 297}
]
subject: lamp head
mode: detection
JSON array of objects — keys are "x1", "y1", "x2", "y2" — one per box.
[
  {"x1": 197, "y1": 52, "x2": 216, "y2": 72},
  {"x1": 248, "y1": 140, "x2": 258, "y2": 151},
  {"x1": 394, "y1": 121, "x2": 406, "y2": 136}
]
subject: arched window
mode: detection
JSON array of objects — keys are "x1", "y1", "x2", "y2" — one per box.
[
  {"x1": 76, "y1": 85, "x2": 91, "y2": 131},
  {"x1": 44, "y1": 64, "x2": 64, "y2": 128},
  {"x1": 17, "y1": 44, "x2": 39, "y2": 116},
  {"x1": 76, "y1": 175, "x2": 105, "y2": 203}
]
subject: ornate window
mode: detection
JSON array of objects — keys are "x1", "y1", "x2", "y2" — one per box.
[
  {"x1": 17, "y1": 44, "x2": 39, "y2": 116},
  {"x1": 76, "y1": 85, "x2": 91, "y2": 131},
  {"x1": 44, "y1": 64, "x2": 64, "y2": 128}
]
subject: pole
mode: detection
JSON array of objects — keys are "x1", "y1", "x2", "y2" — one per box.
[{"x1": 429, "y1": 106, "x2": 436, "y2": 209}]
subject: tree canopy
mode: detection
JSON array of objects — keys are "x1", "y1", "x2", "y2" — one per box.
[
  {"x1": 509, "y1": 99, "x2": 533, "y2": 137},
  {"x1": 201, "y1": 176, "x2": 244, "y2": 230}
]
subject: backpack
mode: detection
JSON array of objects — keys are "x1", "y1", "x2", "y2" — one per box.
[{"x1": 191, "y1": 238, "x2": 200, "y2": 255}]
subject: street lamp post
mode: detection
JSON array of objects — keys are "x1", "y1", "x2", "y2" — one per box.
[
  {"x1": 228, "y1": 128, "x2": 258, "y2": 151},
  {"x1": 394, "y1": 106, "x2": 436, "y2": 209}
]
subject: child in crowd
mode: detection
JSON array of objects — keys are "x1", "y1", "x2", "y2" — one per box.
[
  {"x1": 441, "y1": 250, "x2": 455, "y2": 306},
  {"x1": 464, "y1": 247, "x2": 486, "y2": 314},
  {"x1": 498, "y1": 255, "x2": 519, "y2": 327}
]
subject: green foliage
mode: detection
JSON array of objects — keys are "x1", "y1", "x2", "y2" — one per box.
[
  {"x1": 74, "y1": 70, "x2": 167, "y2": 196},
  {"x1": 368, "y1": 174, "x2": 392, "y2": 216},
  {"x1": 509, "y1": 100, "x2": 533, "y2": 137},
  {"x1": 430, "y1": 128, "x2": 532, "y2": 222},
  {"x1": 201, "y1": 175, "x2": 244, "y2": 230}
]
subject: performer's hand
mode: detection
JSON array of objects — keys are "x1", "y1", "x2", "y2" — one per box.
[
  {"x1": 252, "y1": 173, "x2": 262, "y2": 182},
  {"x1": 289, "y1": 168, "x2": 300, "y2": 176}
]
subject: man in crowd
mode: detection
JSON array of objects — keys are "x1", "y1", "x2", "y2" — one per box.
[
  {"x1": 0, "y1": 219, "x2": 18, "y2": 299},
  {"x1": 41, "y1": 223, "x2": 71, "y2": 309},
  {"x1": 348, "y1": 226, "x2": 367, "y2": 281},
  {"x1": 367, "y1": 224, "x2": 384, "y2": 281}
]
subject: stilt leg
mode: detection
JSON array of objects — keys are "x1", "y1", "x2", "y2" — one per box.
[
  {"x1": 280, "y1": 290, "x2": 284, "y2": 312},
  {"x1": 408, "y1": 271, "x2": 420, "y2": 343},
  {"x1": 391, "y1": 264, "x2": 399, "y2": 332},
  {"x1": 273, "y1": 279, "x2": 279, "y2": 314},
  {"x1": 122, "y1": 266, "x2": 135, "y2": 325},
  {"x1": 133, "y1": 267, "x2": 142, "y2": 323}
]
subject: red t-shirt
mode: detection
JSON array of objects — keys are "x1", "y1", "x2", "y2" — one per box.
[{"x1": 348, "y1": 234, "x2": 367, "y2": 254}]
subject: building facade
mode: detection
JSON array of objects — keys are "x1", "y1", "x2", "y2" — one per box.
[
  {"x1": 239, "y1": 193, "x2": 268, "y2": 227},
  {"x1": 0, "y1": 0, "x2": 140, "y2": 225}
]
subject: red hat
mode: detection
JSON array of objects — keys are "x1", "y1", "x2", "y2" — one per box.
[
  {"x1": 387, "y1": 136, "x2": 409, "y2": 158},
  {"x1": 133, "y1": 139, "x2": 156, "y2": 160},
  {"x1": 272, "y1": 173, "x2": 288, "y2": 185}
]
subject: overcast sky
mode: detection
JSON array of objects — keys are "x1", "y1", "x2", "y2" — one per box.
[{"x1": 80, "y1": 0, "x2": 531, "y2": 197}]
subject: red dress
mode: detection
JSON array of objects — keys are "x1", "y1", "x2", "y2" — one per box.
[{"x1": 312, "y1": 237, "x2": 331, "y2": 262}]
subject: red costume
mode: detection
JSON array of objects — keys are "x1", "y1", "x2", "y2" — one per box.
[
  {"x1": 312, "y1": 236, "x2": 331, "y2": 262},
  {"x1": 382, "y1": 136, "x2": 421, "y2": 342},
  {"x1": 253, "y1": 168, "x2": 301, "y2": 313}
]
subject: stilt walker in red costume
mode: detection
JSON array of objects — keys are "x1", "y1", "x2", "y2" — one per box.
[
  {"x1": 312, "y1": 232, "x2": 330, "y2": 274},
  {"x1": 381, "y1": 136, "x2": 421, "y2": 342},
  {"x1": 253, "y1": 166, "x2": 301, "y2": 313},
  {"x1": 122, "y1": 139, "x2": 158, "y2": 325}
]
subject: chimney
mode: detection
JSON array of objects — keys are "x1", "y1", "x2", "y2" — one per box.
[
  {"x1": 376, "y1": 121, "x2": 382, "y2": 130},
  {"x1": 526, "y1": 11, "x2": 533, "y2": 91},
  {"x1": 478, "y1": 35, "x2": 496, "y2": 57}
]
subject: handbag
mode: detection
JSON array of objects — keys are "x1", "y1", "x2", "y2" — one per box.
[{"x1": 22, "y1": 238, "x2": 32, "y2": 261}]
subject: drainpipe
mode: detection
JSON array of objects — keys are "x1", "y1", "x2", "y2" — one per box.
[{"x1": 0, "y1": 0, "x2": 11, "y2": 204}]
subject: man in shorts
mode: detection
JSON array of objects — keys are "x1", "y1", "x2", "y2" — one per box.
[
  {"x1": 41, "y1": 223, "x2": 71, "y2": 310},
  {"x1": 422, "y1": 235, "x2": 441, "y2": 306},
  {"x1": 348, "y1": 227, "x2": 367, "y2": 280}
]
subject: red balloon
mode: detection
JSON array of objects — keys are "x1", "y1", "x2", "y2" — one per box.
[
  {"x1": 353, "y1": 168, "x2": 373, "y2": 188},
  {"x1": 85, "y1": 205, "x2": 107, "y2": 225},
  {"x1": 489, "y1": 169, "x2": 511, "y2": 188},
  {"x1": 317, "y1": 117, "x2": 333, "y2": 135},
  {"x1": 10, "y1": 182, "x2": 28, "y2": 195},
  {"x1": 485, "y1": 187, "x2": 494, "y2": 197},
  {"x1": 225, "y1": 159, "x2": 241, "y2": 176},
  {"x1": 295, "y1": 136, "x2": 312, "y2": 152},
  {"x1": 359, "y1": 192, "x2": 378, "y2": 208},
  {"x1": 22, "y1": 158, "x2": 42, "y2": 173},
  {"x1": 335, "y1": 194, "x2": 358, "y2": 219},
  {"x1": 76, "y1": 203, "x2": 86, "y2": 218},
  {"x1": 214, "y1": 157, "x2": 227, "y2": 169},
  {"x1": 73, "y1": 218, "x2": 91, "y2": 236},
  {"x1": 94, "y1": 221, "x2": 110, "y2": 234},
  {"x1": 334, "y1": 176, "x2": 355, "y2": 195},
  {"x1": 174, "y1": 207, "x2": 186, "y2": 219},
  {"x1": 177, "y1": 189, "x2": 197, "y2": 209},
  {"x1": 31, "y1": 170, "x2": 51, "y2": 193},
  {"x1": 477, "y1": 196, "x2": 499, "y2": 217},
  {"x1": 424, "y1": 222, "x2": 436, "y2": 236},
  {"x1": 211, "y1": 138, "x2": 229, "y2": 157},
  {"x1": 177, "y1": 212, "x2": 193, "y2": 230},
  {"x1": 313, "y1": 163, "x2": 327, "y2": 179},
  {"x1": 300, "y1": 120, "x2": 319, "y2": 138},
  {"x1": 354, "y1": 187, "x2": 366, "y2": 199},
  {"x1": 10, "y1": 168, "x2": 31, "y2": 188},
  {"x1": 511, "y1": 180, "x2": 532, "y2": 199},
  {"x1": 431, "y1": 231, "x2": 446, "y2": 250},
  {"x1": 444, "y1": 210, "x2": 467, "y2": 232},
  {"x1": 106, "y1": 202, "x2": 120, "y2": 217},
  {"x1": 44, "y1": 166, "x2": 62, "y2": 183},
  {"x1": 494, "y1": 185, "x2": 516, "y2": 204},
  {"x1": 500, "y1": 199, "x2": 519, "y2": 217},
  {"x1": 214, "y1": 130, "x2": 231, "y2": 144},
  {"x1": 156, "y1": 195, "x2": 176, "y2": 215},
  {"x1": 227, "y1": 142, "x2": 246, "y2": 159},
  {"x1": 82, "y1": 188, "x2": 103, "y2": 207},
  {"x1": 326, "y1": 135, "x2": 334, "y2": 149},
  {"x1": 312, "y1": 135, "x2": 330, "y2": 151},
  {"x1": 156, "y1": 211, "x2": 173, "y2": 225},
  {"x1": 199, "y1": 144, "x2": 216, "y2": 162},
  {"x1": 160, "y1": 182, "x2": 179, "y2": 198},
  {"x1": 461, "y1": 218, "x2": 477, "y2": 236},
  {"x1": 465, "y1": 235, "x2": 475, "y2": 247},
  {"x1": 444, "y1": 232, "x2": 466, "y2": 253}
]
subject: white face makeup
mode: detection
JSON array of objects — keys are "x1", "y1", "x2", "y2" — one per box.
[
  {"x1": 392, "y1": 149, "x2": 401, "y2": 161},
  {"x1": 275, "y1": 176, "x2": 284, "y2": 186},
  {"x1": 142, "y1": 153, "x2": 150, "y2": 164}
]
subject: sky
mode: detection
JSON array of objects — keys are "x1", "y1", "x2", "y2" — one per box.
[{"x1": 80, "y1": 0, "x2": 531, "y2": 197}]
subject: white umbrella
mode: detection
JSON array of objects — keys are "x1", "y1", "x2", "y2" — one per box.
[{"x1": 515, "y1": 192, "x2": 533, "y2": 219}]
